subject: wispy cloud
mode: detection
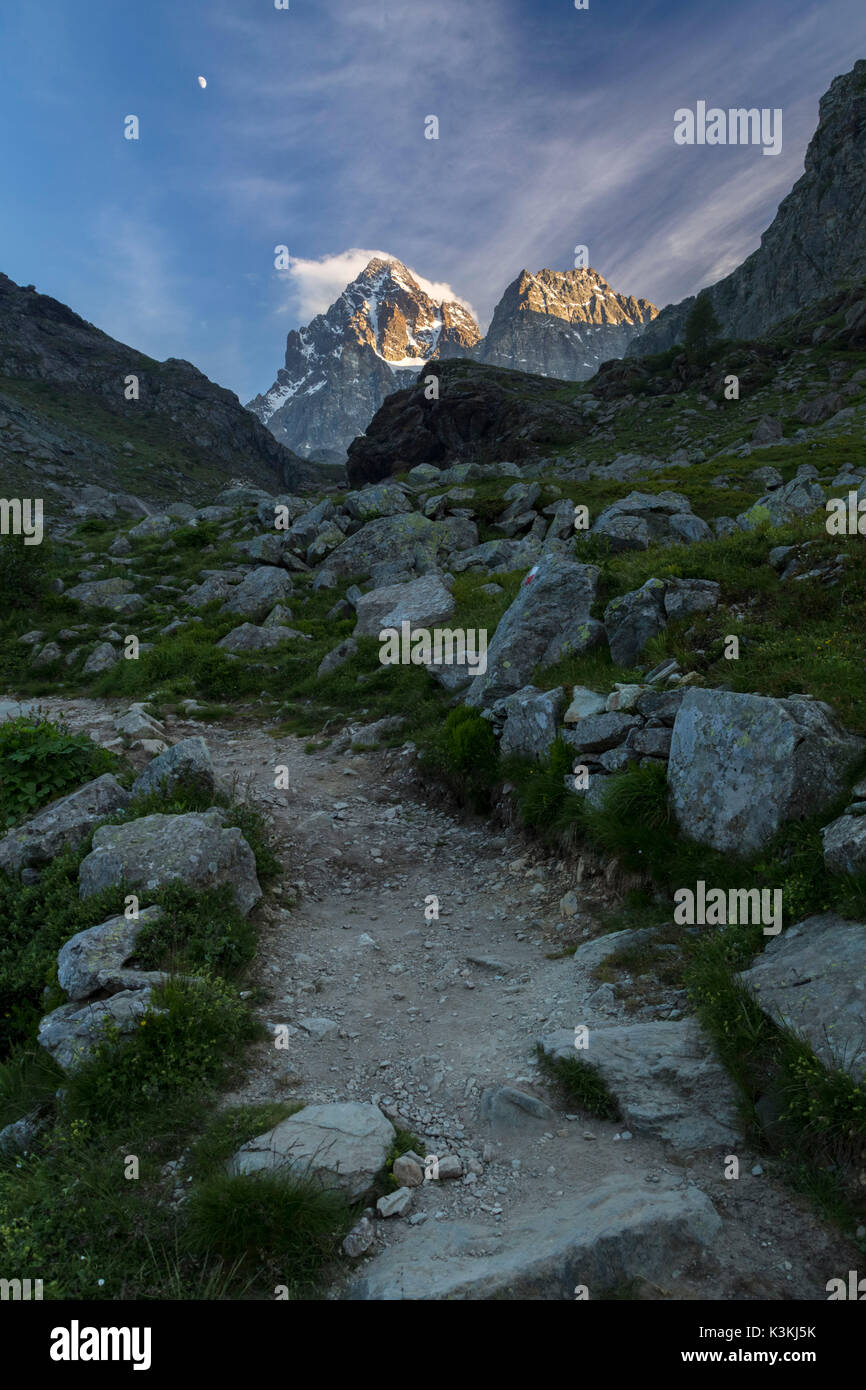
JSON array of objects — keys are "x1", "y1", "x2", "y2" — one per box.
[
  {"x1": 81, "y1": 210, "x2": 192, "y2": 353},
  {"x1": 275, "y1": 248, "x2": 476, "y2": 322}
]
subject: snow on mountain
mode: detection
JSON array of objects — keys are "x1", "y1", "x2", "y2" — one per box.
[{"x1": 247, "y1": 256, "x2": 480, "y2": 464}]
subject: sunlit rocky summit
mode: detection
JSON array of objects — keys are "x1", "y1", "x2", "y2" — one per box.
[
  {"x1": 476, "y1": 266, "x2": 657, "y2": 380},
  {"x1": 247, "y1": 257, "x2": 480, "y2": 466}
]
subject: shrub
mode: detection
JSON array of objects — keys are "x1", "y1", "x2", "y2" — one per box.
[
  {"x1": 0, "y1": 714, "x2": 117, "y2": 827},
  {"x1": 0, "y1": 847, "x2": 122, "y2": 1054},
  {"x1": 134, "y1": 882, "x2": 257, "y2": 977},
  {"x1": 421, "y1": 705, "x2": 499, "y2": 810},
  {"x1": 64, "y1": 976, "x2": 260, "y2": 1124}
]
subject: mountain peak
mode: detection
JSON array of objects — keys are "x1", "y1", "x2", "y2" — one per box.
[
  {"x1": 476, "y1": 265, "x2": 657, "y2": 380},
  {"x1": 247, "y1": 257, "x2": 481, "y2": 463}
]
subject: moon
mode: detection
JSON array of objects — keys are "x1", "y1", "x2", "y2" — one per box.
[{"x1": 197, "y1": 76, "x2": 207, "y2": 89}]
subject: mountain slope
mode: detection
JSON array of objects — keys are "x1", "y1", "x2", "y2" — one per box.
[
  {"x1": 247, "y1": 257, "x2": 481, "y2": 465},
  {"x1": 0, "y1": 272, "x2": 310, "y2": 504},
  {"x1": 476, "y1": 266, "x2": 657, "y2": 379},
  {"x1": 630, "y1": 58, "x2": 866, "y2": 356}
]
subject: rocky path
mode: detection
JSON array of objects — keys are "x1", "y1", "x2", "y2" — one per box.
[{"x1": 38, "y1": 696, "x2": 857, "y2": 1300}]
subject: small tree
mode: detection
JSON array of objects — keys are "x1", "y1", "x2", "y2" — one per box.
[{"x1": 683, "y1": 291, "x2": 722, "y2": 358}]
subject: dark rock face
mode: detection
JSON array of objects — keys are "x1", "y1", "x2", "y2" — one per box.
[
  {"x1": 476, "y1": 267, "x2": 657, "y2": 380},
  {"x1": 0, "y1": 272, "x2": 308, "y2": 496},
  {"x1": 630, "y1": 60, "x2": 866, "y2": 355},
  {"x1": 248, "y1": 258, "x2": 480, "y2": 465},
  {"x1": 345, "y1": 360, "x2": 587, "y2": 487}
]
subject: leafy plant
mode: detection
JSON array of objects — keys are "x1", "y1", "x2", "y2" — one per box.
[{"x1": 0, "y1": 714, "x2": 117, "y2": 828}]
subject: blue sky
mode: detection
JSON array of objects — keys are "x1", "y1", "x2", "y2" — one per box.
[{"x1": 1, "y1": 0, "x2": 864, "y2": 403}]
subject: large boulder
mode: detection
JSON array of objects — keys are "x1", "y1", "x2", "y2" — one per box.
[
  {"x1": 38, "y1": 988, "x2": 157, "y2": 1073},
  {"x1": 590, "y1": 491, "x2": 707, "y2": 552},
  {"x1": 0, "y1": 774, "x2": 131, "y2": 875},
  {"x1": 353, "y1": 574, "x2": 455, "y2": 638},
  {"x1": 604, "y1": 579, "x2": 667, "y2": 667},
  {"x1": 217, "y1": 623, "x2": 302, "y2": 653},
  {"x1": 326, "y1": 513, "x2": 440, "y2": 579},
  {"x1": 821, "y1": 813, "x2": 866, "y2": 875},
  {"x1": 464, "y1": 555, "x2": 604, "y2": 707},
  {"x1": 220, "y1": 566, "x2": 293, "y2": 621},
  {"x1": 130, "y1": 737, "x2": 218, "y2": 801},
  {"x1": 342, "y1": 484, "x2": 412, "y2": 522},
  {"x1": 668, "y1": 690, "x2": 864, "y2": 854},
  {"x1": 56, "y1": 905, "x2": 164, "y2": 1000},
  {"x1": 228, "y1": 1101, "x2": 395, "y2": 1200},
  {"x1": 737, "y1": 477, "x2": 825, "y2": 529},
  {"x1": 66, "y1": 578, "x2": 144, "y2": 615},
  {"x1": 739, "y1": 914, "x2": 866, "y2": 1081},
  {"x1": 327, "y1": 513, "x2": 477, "y2": 582},
  {"x1": 498, "y1": 686, "x2": 565, "y2": 762},
  {"x1": 78, "y1": 809, "x2": 262, "y2": 916},
  {"x1": 604, "y1": 577, "x2": 720, "y2": 667}
]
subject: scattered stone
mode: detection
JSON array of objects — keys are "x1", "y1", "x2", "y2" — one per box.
[
  {"x1": 82, "y1": 642, "x2": 119, "y2": 674},
  {"x1": 38, "y1": 988, "x2": 157, "y2": 1072},
  {"x1": 392, "y1": 1155, "x2": 424, "y2": 1188},
  {"x1": 377, "y1": 1187, "x2": 414, "y2": 1218},
  {"x1": 499, "y1": 685, "x2": 565, "y2": 762},
  {"x1": 342, "y1": 1216, "x2": 376, "y2": 1256},
  {"x1": 298, "y1": 1016, "x2": 340, "y2": 1040},
  {"x1": 318, "y1": 638, "x2": 358, "y2": 678},
  {"x1": 479, "y1": 1085, "x2": 555, "y2": 1132}
]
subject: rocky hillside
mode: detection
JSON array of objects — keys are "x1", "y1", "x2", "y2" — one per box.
[
  {"x1": 630, "y1": 59, "x2": 866, "y2": 355},
  {"x1": 346, "y1": 359, "x2": 591, "y2": 486},
  {"x1": 476, "y1": 267, "x2": 657, "y2": 380},
  {"x1": 0, "y1": 272, "x2": 312, "y2": 513},
  {"x1": 247, "y1": 258, "x2": 481, "y2": 467}
]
